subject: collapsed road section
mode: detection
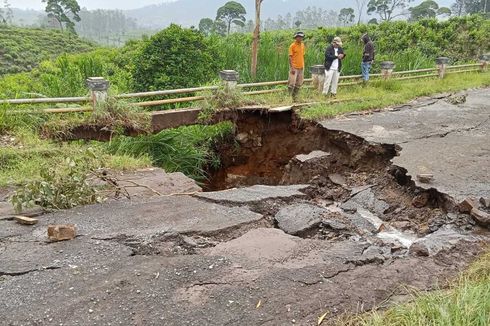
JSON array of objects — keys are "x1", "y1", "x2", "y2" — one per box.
[{"x1": 0, "y1": 89, "x2": 489, "y2": 325}]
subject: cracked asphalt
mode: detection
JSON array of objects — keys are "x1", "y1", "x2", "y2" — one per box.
[
  {"x1": 321, "y1": 88, "x2": 490, "y2": 203},
  {"x1": 0, "y1": 89, "x2": 489, "y2": 325}
]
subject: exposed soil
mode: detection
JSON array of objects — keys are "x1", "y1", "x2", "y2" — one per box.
[{"x1": 204, "y1": 109, "x2": 470, "y2": 237}]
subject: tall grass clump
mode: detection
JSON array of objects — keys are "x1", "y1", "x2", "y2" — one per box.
[
  {"x1": 106, "y1": 122, "x2": 234, "y2": 180},
  {"x1": 343, "y1": 250, "x2": 490, "y2": 326}
]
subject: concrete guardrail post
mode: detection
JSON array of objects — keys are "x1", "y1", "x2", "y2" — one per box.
[
  {"x1": 380, "y1": 61, "x2": 395, "y2": 80},
  {"x1": 436, "y1": 57, "x2": 449, "y2": 79},
  {"x1": 86, "y1": 77, "x2": 110, "y2": 109},
  {"x1": 310, "y1": 65, "x2": 326, "y2": 93},
  {"x1": 219, "y1": 70, "x2": 239, "y2": 90},
  {"x1": 480, "y1": 54, "x2": 489, "y2": 72}
]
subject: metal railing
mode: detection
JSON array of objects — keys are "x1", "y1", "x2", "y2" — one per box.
[{"x1": 1, "y1": 60, "x2": 486, "y2": 113}]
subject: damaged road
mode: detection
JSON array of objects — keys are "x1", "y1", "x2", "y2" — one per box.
[{"x1": 0, "y1": 89, "x2": 489, "y2": 326}]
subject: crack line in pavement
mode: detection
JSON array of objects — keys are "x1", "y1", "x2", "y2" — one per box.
[
  {"x1": 0, "y1": 266, "x2": 61, "y2": 277},
  {"x1": 399, "y1": 116, "x2": 490, "y2": 144}
]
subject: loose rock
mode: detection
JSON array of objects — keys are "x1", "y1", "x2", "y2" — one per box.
[
  {"x1": 416, "y1": 174, "x2": 434, "y2": 183},
  {"x1": 412, "y1": 193, "x2": 430, "y2": 208},
  {"x1": 459, "y1": 198, "x2": 478, "y2": 213},
  {"x1": 48, "y1": 224, "x2": 77, "y2": 242},
  {"x1": 14, "y1": 216, "x2": 38, "y2": 225},
  {"x1": 479, "y1": 197, "x2": 490, "y2": 209},
  {"x1": 470, "y1": 208, "x2": 490, "y2": 227}
]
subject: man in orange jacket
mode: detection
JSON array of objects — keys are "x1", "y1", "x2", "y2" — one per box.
[{"x1": 288, "y1": 31, "x2": 305, "y2": 102}]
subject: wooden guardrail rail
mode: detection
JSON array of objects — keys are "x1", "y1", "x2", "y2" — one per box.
[{"x1": 1, "y1": 57, "x2": 487, "y2": 112}]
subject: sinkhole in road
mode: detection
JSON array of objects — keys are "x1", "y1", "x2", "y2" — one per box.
[{"x1": 204, "y1": 110, "x2": 399, "y2": 192}]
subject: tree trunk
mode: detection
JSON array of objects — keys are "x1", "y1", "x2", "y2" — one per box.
[{"x1": 251, "y1": 0, "x2": 262, "y2": 80}]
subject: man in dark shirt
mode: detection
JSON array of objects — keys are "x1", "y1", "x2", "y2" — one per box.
[
  {"x1": 323, "y1": 36, "x2": 346, "y2": 97},
  {"x1": 361, "y1": 34, "x2": 375, "y2": 82}
]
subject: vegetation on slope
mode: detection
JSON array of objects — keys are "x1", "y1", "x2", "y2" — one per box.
[{"x1": 0, "y1": 25, "x2": 95, "y2": 75}]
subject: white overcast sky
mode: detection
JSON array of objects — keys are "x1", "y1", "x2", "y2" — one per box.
[{"x1": 12, "y1": 0, "x2": 174, "y2": 10}]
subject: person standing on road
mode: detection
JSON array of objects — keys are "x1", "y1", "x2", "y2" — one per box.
[
  {"x1": 361, "y1": 33, "x2": 375, "y2": 82},
  {"x1": 288, "y1": 31, "x2": 306, "y2": 102},
  {"x1": 323, "y1": 36, "x2": 346, "y2": 97}
]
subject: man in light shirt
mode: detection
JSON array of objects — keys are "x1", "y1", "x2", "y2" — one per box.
[{"x1": 322, "y1": 36, "x2": 346, "y2": 97}]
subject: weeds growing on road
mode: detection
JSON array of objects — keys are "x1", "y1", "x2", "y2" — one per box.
[{"x1": 341, "y1": 250, "x2": 490, "y2": 326}]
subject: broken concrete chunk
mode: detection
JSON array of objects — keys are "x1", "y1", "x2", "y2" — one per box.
[
  {"x1": 294, "y1": 151, "x2": 331, "y2": 163},
  {"x1": 344, "y1": 207, "x2": 386, "y2": 234},
  {"x1": 416, "y1": 174, "x2": 434, "y2": 184},
  {"x1": 409, "y1": 228, "x2": 471, "y2": 257},
  {"x1": 341, "y1": 188, "x2": 389, "y2": 216},
  {"x1": 328, "y1": 173, "x2": 347, "y2": 186},
  {"x1": 14, "y1": 216, "x2": 39, "y2": 225},
  {"x1": 48, "y1": 224, "x2": 76, "y2": 241},
  {"x1": 412, "y1": 193, "x2": 430, "y2": 208},
  {"x1": 323, "y1": 219, "x2": 349, "y2": 231},
  {"x1": 458, "y1": 198, "x2": 478, "y2": 213},
  {"x1": 275, "y1": 203, "x2": 327, "y2": 235},
  {"x1": 196, "y1": 185, "x2": 308, "y2": 204},
  {"x1": 470, "y1": 208, "x2": 490, "y2": 227}
]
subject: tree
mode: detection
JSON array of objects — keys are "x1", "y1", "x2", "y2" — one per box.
[
  {"x1": 216, "y1": 1, "x2": 247, "y2": 35},
  {"x1": 251, "y1": 0, "x2": 264, "y2": 80},
  {"x1": 367, "y1": 0, "x2": 414, "y2": 21},
  {"x1": 294, "y1": 20, "x2": 302, "y2": 28},
  {"x1": 355, "y1": 0, "x2": 369, "y2": 24},
  {"x1": 133, "y1": 24, "x2": 220, "y2": 91},
  {"x1": 451, "y1": 0, "x2": 489, "y2": 16},
  {"x1": 42, "y1": 0, "x2": 81, "y2": 33},
  {"x1": 339, "y1": 8, "x2": 355, "y2": 25},
  {"x1": 0, "y1": 0, "x2": 13, "y2": 24},
  {"x1": 409, "y1": 0, "x2": 451, "y2": 20},
  {"x1": 199, "y1": 18, "x2": 215, "y2": 36}
]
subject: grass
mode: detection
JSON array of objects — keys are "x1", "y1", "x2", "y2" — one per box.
[
  {"x1": 106, "y1": 122, "x2": 235, "y2": 181},
  {"x1": 0, "y1": 136, "x2": 152, "y2": 187},
  {"x1": 243, "y1": 71, "x2": 490, "y2": 120},
  {"x1": 340, "y1": 250, "x2": 490, "y2": 326}
]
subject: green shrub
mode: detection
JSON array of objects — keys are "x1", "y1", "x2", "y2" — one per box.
[
  {"x1": 132, "y1": 24, "x2": 222, "y2": 91},
  {"x1": 9, "y1": 152, "x2": 103, "y2": 212}
]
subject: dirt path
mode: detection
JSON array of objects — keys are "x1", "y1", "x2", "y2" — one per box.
[{"x1": 0, "y1": 89, "x2": 489, "y2": 326}]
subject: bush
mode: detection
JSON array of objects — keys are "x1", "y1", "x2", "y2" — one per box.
[
  {"x1": 9, "y1": 152, "x2": 103, "y2": 212},
  {"x1": 132, "y1": 24, "x2": 222, "y2": 91}
]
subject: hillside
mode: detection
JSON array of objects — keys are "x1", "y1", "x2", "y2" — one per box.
[{"x1": 0, "y1": 26, "x2": 95, "y2": 75}]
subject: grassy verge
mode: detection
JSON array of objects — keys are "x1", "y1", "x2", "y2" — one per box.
[
  {"x1": 245, "y1": 71, "x2": 490, "y2": 120},
  {"x1": 341, "y1": 250, "x2": 490, "y2": 326},
  {"x1": 0, "y1": 129, "x2": 152, "y2": 187}
]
